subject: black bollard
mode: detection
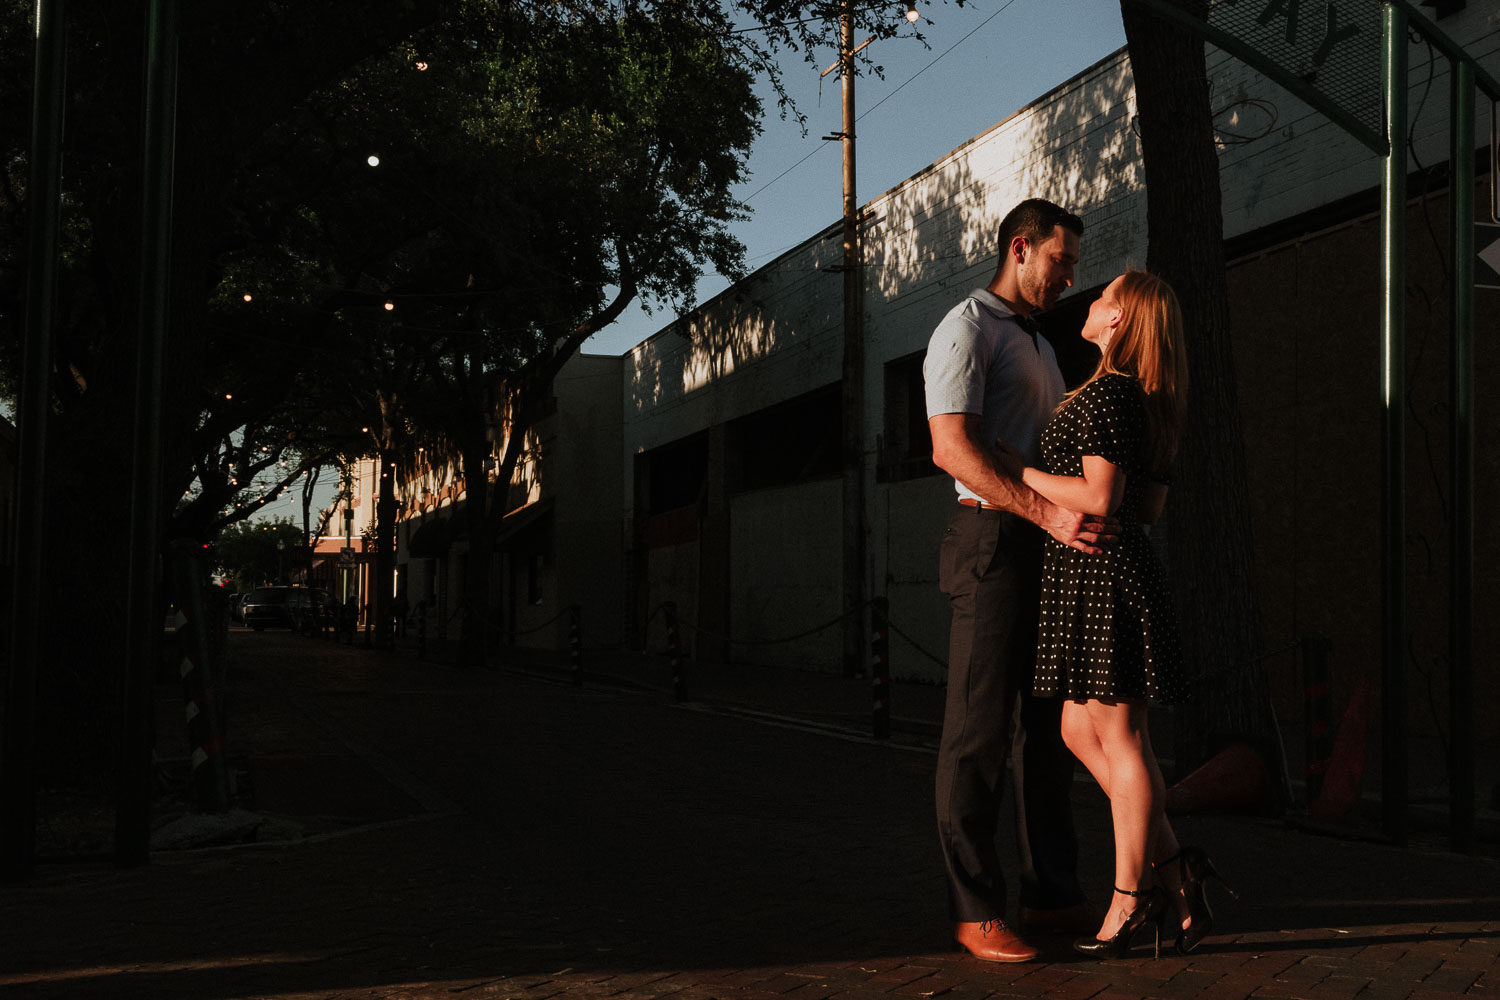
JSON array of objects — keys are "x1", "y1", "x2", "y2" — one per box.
[{"x1": 871, "y1": 596, "x2": 890, "y2": 740}]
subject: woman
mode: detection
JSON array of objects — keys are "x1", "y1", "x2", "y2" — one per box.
[{"x1": 1009, "y1": 270, "x2": 1232, "y2": 959}]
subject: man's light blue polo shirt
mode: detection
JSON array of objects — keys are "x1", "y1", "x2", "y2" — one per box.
[{"x1": 923, "y1": 288, "x2": 1066, "y2": 503}]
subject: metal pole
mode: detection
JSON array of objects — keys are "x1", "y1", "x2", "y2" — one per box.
[
  {"x1": 569, "y1": 604, "x2": 582, "y2": 686},
  {"x1": 116, "y1": 0, "x2": 180, "y2": 868},
  {"x1": 1, "y1": 0, "x2": 68, "y2": 884},
  {"x1": 1447, "y1": 58, "x2": 1475, "y2": 854},
  {"x1": 839, "y1": 0, "x2": 866, "y2": 679},
  {"x1": 666, "y1": 602, "x2": 684, "y2": 701},
  {"x1": 1300, "y1": 633, "x2": 1332, "y2": 808},
  {"x1": 1379, "y1": 0, "x2": 1408, "y2": 847},
  {"x1": 870, "y1": 596, "x2": 890, "y2": 740},
  {"x1": 342, "y1": 463, "x2": 352, "y2": 605}
]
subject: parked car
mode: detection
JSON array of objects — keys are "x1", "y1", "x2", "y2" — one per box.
[
  {"x1": 290, "y1": 589, "x2": 337, "y2": 633},
  {"x1": 228, "y1": 592, "x2": 246, "y2": 624},
  {"x1": 241, "y1": 586, "x2": 295, "y2": 630}
]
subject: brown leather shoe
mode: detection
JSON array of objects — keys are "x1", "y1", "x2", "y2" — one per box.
[
  {"x1": 952, "y1": 920, "x2": 1038, "y2": 963},
  {"x1": 1017, "y1": 901, "x2": 1105, "y2": 936}
]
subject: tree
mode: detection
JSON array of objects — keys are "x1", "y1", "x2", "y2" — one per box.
[
  {"x1": 212, "y1": 518, "x2": 305, "y2": 590},
  {"x1": 1119, "y1": 0, "x2": 1283, "y2": 797},
  {"x1": 0, "y1": 0, "x2": 926, "y2": 783}
]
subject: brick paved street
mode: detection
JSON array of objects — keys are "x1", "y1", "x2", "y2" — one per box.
[{"x1": 0, "y1": 631, "x2": 1495, "y2": 999}]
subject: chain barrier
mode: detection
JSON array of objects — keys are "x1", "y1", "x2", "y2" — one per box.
[
  {"x1": 667, "y1": 600, "x2": 869, "y2": 647},
  {"x1": 884, "y1": 616, "x2": 949, "y2": 670},
  {"x1": 507, "y1": 604, "x2": 573, "y2": 637}
]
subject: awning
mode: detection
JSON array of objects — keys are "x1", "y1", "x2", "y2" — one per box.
[
  {"x1": 407, "y1": 515, "x2": 464, "y2": 558},
  {"x1": 495, "y1": 499, "x2": 553, "y2": 547}
]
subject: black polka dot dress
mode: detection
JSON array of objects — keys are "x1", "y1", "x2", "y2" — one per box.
[{"x1": 1033, "y1": 373, "x2": 1185, "y2": 704}]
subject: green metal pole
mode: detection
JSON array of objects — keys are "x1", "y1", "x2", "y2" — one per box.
[
  {"x1": 2, "y1": 0, "x2": 68, "y2": 884},
  {"x1": 116, "y1": 0, "x2": 180, "y2": 867},
  {"x1": 1447, "y1": 58, "x2": 1474, "y2": 854},
  {"x1": 1379, "y1": 0, "x2": 1408, "y2": 847}
]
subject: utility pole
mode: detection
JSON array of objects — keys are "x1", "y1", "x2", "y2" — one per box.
[{"x1": 836, "y1": 0, "x2": 865, "y2": 678}]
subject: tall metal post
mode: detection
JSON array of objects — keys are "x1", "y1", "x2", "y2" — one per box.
[
  {"x1": 1378, "y1": 0, "x2": 1408, "y2": 847},
  {"x1": 2, "y1": 0, "x2": 69, "y2": 883},
  {"x1": 342, "y1": 462, "x2": 353, "y2": 606},
  {"x1": 117, "y1": 0, "x2": 180, "y2": 866},
  {"x1": 1447, "y1": 58, "x2": 1475, "y2": 854},
  {"x1": 839, "y1": 0, "x2": 866, "y2": 678}
]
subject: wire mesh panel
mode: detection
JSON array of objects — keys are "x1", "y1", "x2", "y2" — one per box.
[{"x1": 1207, "y1": 0, "x2": 1386, "y2": 141}]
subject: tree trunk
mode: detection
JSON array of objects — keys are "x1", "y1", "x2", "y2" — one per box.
[{"x1": 1122, "y1": 0, "x2": 1285, "y2": 801}]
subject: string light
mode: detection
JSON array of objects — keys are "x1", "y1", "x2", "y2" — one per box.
[
  {"x1": 415, "y1": 60, "x2": 429, "y2": 71},
  {"x1": 383, "y1": 300, "x2": 396, "y2": 311},
  {"x1": 242, "y1": 292, "x2": 253, "y2": 302},
  {"x1": 367, "y1": 154, "x2": 381, "y2": 167},
  {"x1": 906, "y1": 2, "x2": 919, "y2": 20}
]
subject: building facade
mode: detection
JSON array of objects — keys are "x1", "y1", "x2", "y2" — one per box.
[{"x1": 620, "y1": 6, "x2": 1499, "y2": 749}]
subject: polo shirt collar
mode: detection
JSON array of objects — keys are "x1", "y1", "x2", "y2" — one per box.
[{"x1": 971, "y1": 288, "x2": 1041, "y2": 335}]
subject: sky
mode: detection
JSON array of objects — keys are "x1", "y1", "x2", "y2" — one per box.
[
  {"x1": 252, "y1": 0, "x2": 1128, "y2": 526},
  {"x1": 581, "y1": 0, "x2": 1129, "y2": 356}
]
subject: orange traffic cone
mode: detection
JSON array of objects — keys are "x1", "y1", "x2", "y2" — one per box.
[
  {"x1": 1166, "y1": 742, "x2": 1271, "y2": 815},
  {"x1": 1307, "y1": 675, "x2": 1369, "y2": 819}
]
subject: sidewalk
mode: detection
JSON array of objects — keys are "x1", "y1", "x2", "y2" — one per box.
[{"x1": 1, "y1": 630, "x2": 1496, "y2": 1000}]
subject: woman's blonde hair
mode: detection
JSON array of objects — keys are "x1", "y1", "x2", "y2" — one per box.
[{"x1": 1062, "y1": 269, "x2": 1189, "y2": 477}]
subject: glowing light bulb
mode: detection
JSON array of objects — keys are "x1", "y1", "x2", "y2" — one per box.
[
  {"x1": 383, "y1": 300, "x2": 395, "y2": 311},
  {"x1": 367, "y1": 154, "x2": 381, "y2": 167},
  {"x1": 906, "y1": 3, "x2": 919, "y2": 20},
  {"x1": 415, "y1": 61, "x2": 429, "y2": 71},
  {"x1": 242, "y1": 292, "x2": 253, "y2": 302}
]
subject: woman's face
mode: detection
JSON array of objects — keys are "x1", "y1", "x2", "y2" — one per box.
[{"x1": 1081, "y1": 275, "x2": 1124, "y2": 352}]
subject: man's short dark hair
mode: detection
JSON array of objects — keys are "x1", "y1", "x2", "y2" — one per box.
[{"x1": 997, "y1": 198, "x2": 1084, "y2": 250}]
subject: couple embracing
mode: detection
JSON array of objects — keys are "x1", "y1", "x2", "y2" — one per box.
[{"x1": 924, "y1": 199, "x2": 1233, "y2": 962}]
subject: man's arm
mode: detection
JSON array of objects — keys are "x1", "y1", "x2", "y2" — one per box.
[{"x1": 928, "y1": 413, "x2": 1110, "y2": 554}]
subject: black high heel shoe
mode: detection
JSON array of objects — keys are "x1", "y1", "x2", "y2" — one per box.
[
  {"x1": 1072, "y1": 885, "x2": 1171, "y2": 960},
  {"x1": 1156, "y1": 847, "x2": 1239, "y2": 954}
]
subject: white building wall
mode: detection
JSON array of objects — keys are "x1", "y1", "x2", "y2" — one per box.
[{"x1": 622, "y1": 8, "x2": 1499, "y2": 680}]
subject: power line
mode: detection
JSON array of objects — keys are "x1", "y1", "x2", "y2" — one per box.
[{"x1": 742, "y1": 0, "x2": 1019, "y2": 204}]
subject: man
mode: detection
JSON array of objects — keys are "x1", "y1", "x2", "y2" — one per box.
[{"x1": 924, "y1": 198, "x2": 1107, "y2": 963}]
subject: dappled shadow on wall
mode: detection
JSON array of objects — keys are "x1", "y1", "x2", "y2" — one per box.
[
  {"x1": 627, "y1": 229, "x2": 844, "y2": 415},
  {"x1": 868, "y1": 56, "x2": 1144, "y2": 304}
]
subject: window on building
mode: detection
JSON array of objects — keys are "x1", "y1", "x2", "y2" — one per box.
[
  {"x1": 637, "y1": 431, "x2": 709, "y2": 516},
  {"x1": 879, "y1": 351, "x2": 938, "y2": 483},
  {"x1": 726, "y1": 384, "x2": 841, "y2": 493}
]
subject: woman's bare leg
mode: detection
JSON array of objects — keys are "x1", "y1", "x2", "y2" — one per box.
[
  {"x1": 1084, "y1": 698, "x2": 1160, "y2": 939},
  {"x1": 1059, "y1": 699, "x2": 1111, "y2": 794}
]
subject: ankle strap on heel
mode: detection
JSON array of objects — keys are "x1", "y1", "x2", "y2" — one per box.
[{"x1": 1113, "y1": 885, "x2": 1146, "y2": 897}]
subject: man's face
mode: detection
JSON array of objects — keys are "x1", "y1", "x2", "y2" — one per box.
[{"x1": 1016, "y1": 225, "x2": 1079, "y2": 312}]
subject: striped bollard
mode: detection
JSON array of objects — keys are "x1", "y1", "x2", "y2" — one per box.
[
  {"x1": 871, "y1": 596, "x2": 891, "y2": 740},
  {"x1": 665, "y1": 602, "x2": 684, "y2": 701},
  {"x1": 569, "y1": 604, "x2": 582, "y2": 685},
  {"x1": 169, "y1": 543, "x2": 230, "y2": 812},
  {"x1": 1301, "y1": 633, "x2": 1332, "y2": 807}
]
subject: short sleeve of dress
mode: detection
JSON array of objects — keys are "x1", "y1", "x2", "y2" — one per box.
[{"x1": 1072, "y1": 374, "x2": 1144, "y2": 468}]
